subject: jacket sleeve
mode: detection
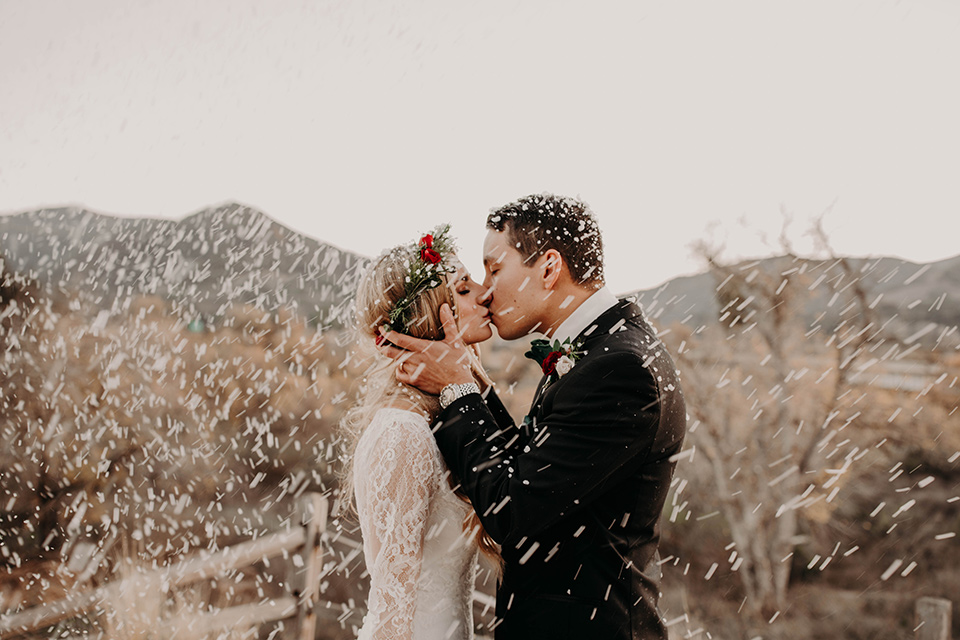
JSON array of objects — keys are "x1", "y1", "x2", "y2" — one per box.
[
  {"x1": 434, "y1": 350, "x2": 668, "y2": 546},
  {"x1": 481, "y1": 386, "x2": 517, "y2": 433}
]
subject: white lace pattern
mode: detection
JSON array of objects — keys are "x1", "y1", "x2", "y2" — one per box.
[{"x1": 354, "y1": 408, "x2": 478, "y2": 640}]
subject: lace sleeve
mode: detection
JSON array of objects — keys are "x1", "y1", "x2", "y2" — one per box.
[{"x1": 354, "y1": 411, "x2": 440, "y2": 640}]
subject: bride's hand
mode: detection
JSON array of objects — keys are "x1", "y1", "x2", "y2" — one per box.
[{"x1": 378, "y1": 304, "x2": 475, "y2": 395}]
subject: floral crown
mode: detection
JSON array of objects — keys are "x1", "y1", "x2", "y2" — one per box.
[{"x1": 381, "y1": 223, "x2": 457, "y2": 336}]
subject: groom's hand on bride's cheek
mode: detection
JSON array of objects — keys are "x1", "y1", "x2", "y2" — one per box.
[
  {"x1": 381, "y1": 305, "x2": 474, "y2": 394},
  {"x1": 378, "y1": 328, "x2": 439, "y2": 392}
]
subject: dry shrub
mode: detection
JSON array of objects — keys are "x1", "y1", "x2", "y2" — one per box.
[{"x1": 1, "y1": 287, "x2": 353, "y2": 612}]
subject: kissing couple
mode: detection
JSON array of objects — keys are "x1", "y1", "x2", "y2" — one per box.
[{"x1": 340, "y1": 193, "x2": 686, "y2": 640}]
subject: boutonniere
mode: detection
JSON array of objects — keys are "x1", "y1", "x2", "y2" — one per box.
[{"x1": 524, "y1": 337, "x2": 584, "y2": 384}]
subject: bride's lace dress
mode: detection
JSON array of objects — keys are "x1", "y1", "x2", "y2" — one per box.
[{"x1": 354, "y1": 408, "x2": 479, "y2": 640}]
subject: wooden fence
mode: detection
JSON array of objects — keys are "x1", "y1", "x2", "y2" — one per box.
[
  {"x1": 0, "y1": 493, "x2": 329, "y2": 640},
  {"x1": 917, "y1": 597, "x2": 953, "y2": 640},
  {"x1": 0, "y1": 492, "x2": 497, "y2": 640}
]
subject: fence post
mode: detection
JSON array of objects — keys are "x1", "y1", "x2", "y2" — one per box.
[
  {"x1": 294, "y1": 492, "x2": 328, "y2": 640},
  {"x1": 916, "y1": 597, "x2": 952, "y2": 640}
]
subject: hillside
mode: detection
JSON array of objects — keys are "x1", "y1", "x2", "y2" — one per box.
[
  {"x1": 633, "y1": 254, "x2": 960, "y2": 345},
  {"x1": 0, "y1": 203, "x2": 368, "y2": 328}
]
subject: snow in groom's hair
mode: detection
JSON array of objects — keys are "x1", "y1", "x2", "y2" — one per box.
[{"x1": 486, "y1": 192, "x2": 605, "y2": 289}]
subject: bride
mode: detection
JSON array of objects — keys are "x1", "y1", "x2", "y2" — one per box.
[{"x1": 340, "y1": 225, "x2": 506, "y2": 640}]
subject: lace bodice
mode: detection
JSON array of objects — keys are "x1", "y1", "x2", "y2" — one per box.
[{"x1": 354, "y1": 408, "x2": 478, "y2": 640}]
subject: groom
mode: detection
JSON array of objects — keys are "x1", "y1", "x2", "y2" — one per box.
[{"x1": 383, "y1": 193, "x2": 686, "y2": 639}]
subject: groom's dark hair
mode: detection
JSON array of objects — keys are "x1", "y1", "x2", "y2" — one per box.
[{"x1": 486, "y1": 193, "x2": 605, "y2": 289}]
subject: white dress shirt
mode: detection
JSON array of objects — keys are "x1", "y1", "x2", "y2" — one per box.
[{"x1": 546, "y1": 286, "x2": 620, "y2": 344}]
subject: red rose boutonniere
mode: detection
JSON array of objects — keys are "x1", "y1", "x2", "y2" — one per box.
[{"x1": 525, "y1": 337, "x2": 583, "y2": 383}]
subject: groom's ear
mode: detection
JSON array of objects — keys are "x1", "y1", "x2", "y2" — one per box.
[{"x1": 539, "y1": 249, "x2": 564, "y2": 290}]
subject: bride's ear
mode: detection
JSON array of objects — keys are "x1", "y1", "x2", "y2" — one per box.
[{"x1": 540, "y1": 249, "x2": 564, "y2": 290}]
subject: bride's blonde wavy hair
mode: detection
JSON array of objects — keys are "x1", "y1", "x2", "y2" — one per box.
[{"x1": 339, "y1": 245, "x2": 501, "y2": 568}]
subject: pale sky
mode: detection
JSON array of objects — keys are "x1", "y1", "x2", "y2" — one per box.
[{"x1": 2, "y1": 0, "x2": 958, "y2": 293}]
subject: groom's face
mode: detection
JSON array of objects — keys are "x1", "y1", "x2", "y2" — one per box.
[{"x1": 481, "y1": 229, "x2": 545, "y2": 340}]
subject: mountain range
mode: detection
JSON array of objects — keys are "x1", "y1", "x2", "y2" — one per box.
[
  {"x1": 0, "y1": 203, "x2": 367, "y2": 328},
  {"x1": 2, "y1": 203, "x2": 957, "y2": 342},
  {"x1": 632, "y1": 253, "x2": 960, "y2": 341}
]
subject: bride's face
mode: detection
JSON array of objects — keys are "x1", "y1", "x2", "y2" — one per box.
[{"x1": 448, "y1": 258, "x2": 493, "y2": 345}]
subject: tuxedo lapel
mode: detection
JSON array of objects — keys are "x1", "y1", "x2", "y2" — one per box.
[
  {"x1": 523, "y1": 299, "x2": 646, "y2": 424},
  {"x1": 522, "y1": 376, "x2": 550, "y2": 440},
  {"x1": 575, "y1": 298, "x2": 646, "y2": 347}
]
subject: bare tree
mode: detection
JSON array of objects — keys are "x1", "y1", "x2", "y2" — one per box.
[{"x1": 672, "y1": 222, "x2": 882, "y2": 615}]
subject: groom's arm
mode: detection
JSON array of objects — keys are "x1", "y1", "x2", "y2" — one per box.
[
  {"x1": 434, "y1": 386, "x2": 521, "y2": 485},
  {"x1": 480, "y1": 386, "x2": 518, "y2": 434},
  {"x1": 434, "y1": 348, "x2": 684, "y2": 546}
]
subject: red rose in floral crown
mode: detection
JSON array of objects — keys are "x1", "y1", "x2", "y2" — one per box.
[{"x1": 419, "y1": 234, "x2": 442, "y2": 264}]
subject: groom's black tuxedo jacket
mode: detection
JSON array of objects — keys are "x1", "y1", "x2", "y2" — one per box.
[{"x1": 435, "y1": 300, "x2": 686, "y2": 640}]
